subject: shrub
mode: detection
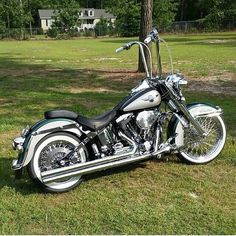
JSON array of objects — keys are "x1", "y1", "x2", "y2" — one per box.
[
  {"x1": 47, "y1": 27, "x2": 58, "y2": 38},
  {"x1": 94, "y1": 18, "x2": 109, "y2": 36}
]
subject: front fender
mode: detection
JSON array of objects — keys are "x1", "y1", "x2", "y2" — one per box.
[
  {"x1": 167, "y1": 102, "x2": 222, "y2": 144},
  {"x1": 13, "y1": 118, "x2": 82, "y2": 169}
]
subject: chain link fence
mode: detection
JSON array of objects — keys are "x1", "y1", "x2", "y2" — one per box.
[
  {"x1": 0, "y1": 20, "x2": 235, "y2": 39},
  {"x1": 0, "y1": 26, "x2": 117, "y2": 39},
  {"x1": 162, "y1": 19, "x2": 236, "y2": 33}
]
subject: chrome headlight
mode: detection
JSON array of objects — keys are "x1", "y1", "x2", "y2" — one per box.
[{"x1": 166, "y1": 74, "x2": 188, "y2": 87}]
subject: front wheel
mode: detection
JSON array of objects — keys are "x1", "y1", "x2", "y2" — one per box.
[
  {"x1": 171, "y1": 104, "x2": 226, "y2": 164},
  {"x1": 28, "y1": 132, "x2": 88, "y2": 193}
]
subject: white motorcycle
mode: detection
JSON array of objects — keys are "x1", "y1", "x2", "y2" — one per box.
[{"x1": 12, "y1": 29, "x2": 226, "y2": 193}]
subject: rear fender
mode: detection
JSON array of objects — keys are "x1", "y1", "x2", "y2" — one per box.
[{"x1": 18, "y1": 118, "x2": 83, "y2": 168}]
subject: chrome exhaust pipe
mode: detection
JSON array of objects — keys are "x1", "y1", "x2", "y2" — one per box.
[{"x1": 41, "y1": 146, "x2": 169, "y2": 184}]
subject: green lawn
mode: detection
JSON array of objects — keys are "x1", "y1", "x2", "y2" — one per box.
[{"x1": 0, "y1": 32, "x2": 235, "y2": 234}]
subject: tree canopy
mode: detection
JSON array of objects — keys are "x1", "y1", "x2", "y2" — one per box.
[{"x1": 0, "y1": 0, "x2": 235, "y2": 38}]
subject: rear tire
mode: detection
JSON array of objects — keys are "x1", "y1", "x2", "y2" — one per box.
[{"x1": 28, "y1": 132, "x2": 88, "y2": 193}]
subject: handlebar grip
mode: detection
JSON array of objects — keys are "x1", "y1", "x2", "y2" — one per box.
[
  {"x1": 144, "y1": 36, "x2": 152, "y2": 44},
  {"x1": 116, "y1": 47, "x2": 124, "y2": 53}
]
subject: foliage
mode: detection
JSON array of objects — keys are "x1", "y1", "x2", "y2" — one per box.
[
  {"x1": 0, "y1": 0, "x2": 32, "y2": 39},
  {"x1": 52, "y1": 0, "x2": 80, "y2": 33},
  {"x1": 47, "y1": 27, "x2": 58, "y2": 38},
  {"x1": 153, "y1": 0, "x2": 178, "y2": 29},
  {"x1": 94, "y1": 17, "x2": 110, "y2": 36},
  {"x1": 202, "y1": 1, "x2": 236, "y2": 30},
  {"x1": 106, "y1": 0, "x2": 140, "y2": 37}
]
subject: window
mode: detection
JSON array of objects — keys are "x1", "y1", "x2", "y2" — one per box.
[
  {"x1": 85, "y1": 10, "x2": 88, "y2": 16},
  {"x1": 87, "y1": 19, "x2": 94, "y2": 24},
  {"x1": 89, "y1": 10, "x2": 94, "y2": 16},
  {"x1": 45, "y1": 19, "x2": 48, "y2": 27}
]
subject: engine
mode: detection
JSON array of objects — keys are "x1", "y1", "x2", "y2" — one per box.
[
  {"x1": 116, "y1": 109, "x2": 160, "y2": 152},
  {"x1": 136, "y1": 110, "x2": 158, "y2": 130},
  {"x1": 94, "y1": 109, "x2": 160, "y2": 157},
  {"x1": 135, "y1": 110, "x2": 160, "y2": 150}
]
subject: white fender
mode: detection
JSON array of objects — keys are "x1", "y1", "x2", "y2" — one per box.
[{"x1": 22, "y1": 119, "x2": 82, "y2": 167}]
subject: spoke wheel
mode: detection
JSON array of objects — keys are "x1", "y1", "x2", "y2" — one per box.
[
  {"x1": 28, "y1": 133, "x2": 87, "y2": 192},
  {"x1": 181, "y1": 116, "x2": 224, "y2": 162},
  {"x1": 173, "y1": 104, "x2": 226, "y2": 164}
]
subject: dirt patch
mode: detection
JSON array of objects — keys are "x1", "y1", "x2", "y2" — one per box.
[
  {"x1": 98, "y1": 70, "x2": 236, "y2": 95},
  {"x1": 66, "y1": 87, "x2": 120, "y2": 94},
  {"x1": 187, "y1": 71, "x2": 236, "y2": 95},
  {"x1": 208, "y1": 39, "x2": 235, "y2": 44}
]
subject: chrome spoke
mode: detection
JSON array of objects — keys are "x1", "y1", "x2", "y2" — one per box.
[{"x1": 182, "y1": 116, "x2": 222, "y2": 160}]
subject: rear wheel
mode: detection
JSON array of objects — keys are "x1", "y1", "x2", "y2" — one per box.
[
  {"x1": 28, "y1": 132, "x2": 87, "y2": 193},
  {"x1": 172, "y1": 104, "x2": 226, "y2": 164}
]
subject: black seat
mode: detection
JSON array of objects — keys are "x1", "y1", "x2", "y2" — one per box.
[
  {"x1": 45, "y1": 110, "x2": 78, "y2": 120},
  {"x1": 77, "y1": 110, "x2": 117, "y2": 131}
]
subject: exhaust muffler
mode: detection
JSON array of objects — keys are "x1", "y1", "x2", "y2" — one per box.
[{"x1": 41, "y1": 146, "x2": 169, "y2": 184}]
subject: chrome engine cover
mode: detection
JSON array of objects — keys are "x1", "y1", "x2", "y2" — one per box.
[{"x1": 136, "y1": 110, "x2": 158, "y2": 129}]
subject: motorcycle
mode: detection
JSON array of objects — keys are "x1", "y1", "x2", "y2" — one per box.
[{"x1": 12, "y1": 29, "x2": 226, "y2": 193}]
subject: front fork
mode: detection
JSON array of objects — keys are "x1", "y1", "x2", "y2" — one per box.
[{"x1": 168, "y1": 99, "x2": 206, "y2": 137}]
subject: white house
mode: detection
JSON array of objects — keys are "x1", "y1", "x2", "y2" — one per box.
[{"x1": 38, "y1": 9, "x2": 116, "y2": 31}]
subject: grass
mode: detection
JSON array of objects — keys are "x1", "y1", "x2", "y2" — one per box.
[{"x1": 0, "y1": 32, "x2": 236, "y2": 234}]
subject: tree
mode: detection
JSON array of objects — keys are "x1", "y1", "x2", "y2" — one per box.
[
  {"x1": 201, "y1": 0, "x2": 236, "y2": 29},
  {"x1": 52, "y1": 0, "x2": 80, "y2": 33},
  {"x1": 153, "y1": 0, "x2": 178, "y2": 30},
  {"x1": 94, "y1": 17, "x2": 109, "y2": 36},
  {"x1": 138, "y1": 0, "x2": 153, "y2": 73},
  {"x1": 0, "y1": 0, "x2": 32, "y2": 39},
  {"x1": 105, "y1": 0, "x2": 140, "y2": 37}
]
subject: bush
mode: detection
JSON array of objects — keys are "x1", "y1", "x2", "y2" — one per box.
[
  {"x1": 94, "y1": 18, "x2": 109, "y2": 36},
  {"x1": 47, "y1": 27, "x2": 58, "y2": 38},
  {"x1": 68, "y1": 28, "x2": 80, "y2": 37},
  {"x1": 84, "y1": 29, "x2": 95, "y2": 37}
]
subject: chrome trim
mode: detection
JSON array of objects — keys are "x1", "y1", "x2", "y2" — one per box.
[
  {"x1": 131, "y1": 79, "x2": 150, "y2": 94},
  {"x1": 41, "y1": 144, "x2": 172, "y2": 184},
  {"x1": 12, "y1": 160, "x2": 22, "y2": 170},
  {"x1": 194, "y1": 108, "x2": 222, "y2": 118},
  {"x1": 165, "y1": 82, "x2": 206, "y2": 136},
  {"x1": 174, "y1": 113, "x2": 188, "y2": 128},
  {"x1": 21, "y1": 126, "x2": 29, "y2": 137},
  {"x1": 12, "y1": 137, "x2": 25, "y2": 152}
]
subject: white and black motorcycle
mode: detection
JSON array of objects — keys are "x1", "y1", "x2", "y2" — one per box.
[{"x1": 12, "y1": 29, "x2": 226, "y2": 193}]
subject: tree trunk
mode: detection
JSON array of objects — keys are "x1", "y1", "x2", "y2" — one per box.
[{"x1": 138, "y1": 0, "x2": 153, "y2": 73}]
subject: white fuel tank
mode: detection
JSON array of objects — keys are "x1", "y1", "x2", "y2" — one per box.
[{"x1": 122, "y1": 89, "x2": 161, "y2": 112}]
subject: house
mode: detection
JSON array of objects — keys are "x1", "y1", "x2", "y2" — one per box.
[{"x1": 38, "y1": 9, "x2": 116, "y2": 31}]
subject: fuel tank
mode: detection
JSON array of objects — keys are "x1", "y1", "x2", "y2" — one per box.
[{"x1": 120, "y1": 88, "x2": 161, "y2": 112}]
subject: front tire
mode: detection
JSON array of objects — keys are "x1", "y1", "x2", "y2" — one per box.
[
  {"x1": 28, "y1": 132, "x2": 88, "y2": 193},
  {"x1": 171, "y1": 104, "x2": 226, "y2": 164}
]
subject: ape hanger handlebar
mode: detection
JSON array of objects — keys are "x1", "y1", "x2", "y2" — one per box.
[
  {"x1": 115, "y1": 28, "x2": 174, "y2": 79},
  {"x1": 116, "y1": 41, "x2": 153, "y2": 79}
]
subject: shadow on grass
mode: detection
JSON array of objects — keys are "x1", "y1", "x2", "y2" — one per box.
[
  {"x1": 0, "y1": 56, "x2": 142, "y2": 129},
  {"x1": 0, "y1": 157, "x2": 42, "y2": 194},
  {"x1": 0, "y1": 155, "x2": 182, "y2": 195},
  {"x1": 182, "y1": 40, "x2": 236, "y2": 48}
]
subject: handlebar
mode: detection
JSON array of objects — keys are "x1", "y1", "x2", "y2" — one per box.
[
  {"x1": 114, "y1": 28, "x2": 174, "y2": 79},
  {"x1": 144, "y1": 28, "x2": 159, "y2": 44},
  {"x1": 116, "y1": 41, "x2": 152, "y2": 78},
  {"x1": 115, "y1": 47, "x2": 125, "y2": 53},
  {"x1": 115, "y1": 42, "x2": 135, "y2": 53}
]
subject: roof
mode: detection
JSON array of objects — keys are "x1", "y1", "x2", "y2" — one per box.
[
  {"x1": 38, "y1": 8, "x2": 115, "y2": 20},
  {"x1": 38, "y1": 9, "x2": 57, "y2": 19}
]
